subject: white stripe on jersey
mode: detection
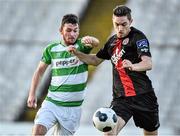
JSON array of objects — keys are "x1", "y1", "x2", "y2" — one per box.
[
  {"x1": 51, "y1": 43, "x2": 79, "y2": 52},
  {"x1": 47, "y1": 90, "x2": 86, "y2": 102},
  {"x1": 51, "y1": 72, "x2": 88, "y2": 86}
]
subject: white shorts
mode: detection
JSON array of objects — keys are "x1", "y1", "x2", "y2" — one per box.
[{"x1": 34, "y1": 100, "x2": 81, "y2": 135}]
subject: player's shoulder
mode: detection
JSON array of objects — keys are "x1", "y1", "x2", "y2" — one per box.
[
  {"x1": 44, "y1": 41, "x2": 60, "y2": 50},
  {"x1": 108, "y1": 35, "x2": 117, "y2": 41},
  {"x1": 130, "y1": 27, "x2": 150, "y2": 49},
  {"x1": 130, "y1": 27, "x2": 147, "y2": 39},
  {"x1": 45, "y1": 41, "x2": 60, "y2": 48},
  {"x1": 76, "y1": 38, "x2": 83, "y2": 45},
  {"x1": 76, "y1": 38, "x2": 92, "y2": 53},
  {"x1": 105, "y1": 34, "x2": 117, "y2": 46},
  {"x1": 47, "y1": 41, "x2": 60, "y2": 48},
  {"x1": 75, "y1": 38, "x2": 86, "y2": 48}
]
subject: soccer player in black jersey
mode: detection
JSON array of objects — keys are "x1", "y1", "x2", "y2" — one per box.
[{"x1": 68, "y1": 5, "x2": 160, "y2": 136}]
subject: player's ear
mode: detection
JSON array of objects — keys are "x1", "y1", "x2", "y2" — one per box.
[
  {"x1": 59, "y1": 25, "x2": 63, "y2": 34},
  {"x1": 59, "y1": 27, "x2": 63, "y2": 34},
  {"x1": 130, "y1": 19, "x2": 133, "y2": 24},
  {"x1": 112, "y1": 14, "x2": 115, "y2": 21}
]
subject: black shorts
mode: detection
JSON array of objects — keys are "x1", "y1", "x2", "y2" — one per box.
[{"x1": 111, "y1": 91, "x2": 160, "y2": 131}]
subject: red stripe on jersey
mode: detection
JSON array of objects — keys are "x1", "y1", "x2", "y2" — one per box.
[{"x1": 114, "y1": 39, "x2": 136, "y2": 96}]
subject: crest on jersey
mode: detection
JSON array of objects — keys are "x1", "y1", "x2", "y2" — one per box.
[
  {"x1": 136, "y1": 39, "x2": 148, "y2": 48},
  {"x1": 122, "y1": 38, "x2": 129, "y2": 45},
  {"x1": 136, "y1": 39, "x2": 149, "y2": 52}
]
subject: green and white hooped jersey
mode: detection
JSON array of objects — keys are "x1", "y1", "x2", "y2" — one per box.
[{"x1": 41, "y1": 39, "x2": 92, "y2": 107}]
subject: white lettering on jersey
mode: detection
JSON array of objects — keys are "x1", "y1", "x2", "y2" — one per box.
[
  {"x1": 111, "y1": 48, "x2": 125, "y2": 65},
  {"x1": 56, "y1": 58, "x2": 79, "y2": 67}
]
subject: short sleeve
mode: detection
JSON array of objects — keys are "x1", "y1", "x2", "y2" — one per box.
[
  {"x1": 135, "y1": 34, "x2": 151, "y2": 58},
  {"x1": 77, "y1": 39, "x2": 92, "y2": 54},
  {"x1": 96, "y1": 37, "x2": 113, "y2": 60},
  {"x1": 41, "y1": 46, "x2": 51, "y2": 64}
]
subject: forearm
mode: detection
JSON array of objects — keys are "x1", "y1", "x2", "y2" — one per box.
[
  {"x1": 131, "y1": 60, "x2": 152, "y2": 71},
  {"x1": 73, "y1": 50, "x2": 102, "y2": 66},
  {"x1": 28, "y1": 62, "x2": 47, "y2": 96},
  {"x1": 27, "y1": 62, "x2": 48, "y2": 108},
  {"x1": 28, "y1": 71, "x2": 42, "y2": 96},
  {"x1": 91, "y1": 37, "x2": 99, "y2": 47},
  {"x1": 81, "y1": 36, "x2": 99, "y2": 47},
  {"x1": 122, "y1": 56, "x2": 152, "y2": 72}
]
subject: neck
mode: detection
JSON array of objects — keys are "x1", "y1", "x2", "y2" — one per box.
[
  {"x1": 125, "y1": 27, "x2": 131, "y2": 37},
  {"x1": 61, "y1": 39, "x2": 69, "y2": 46},
  {"x1": 62, "y1": 40, "x2": 67, "y2": 46}
]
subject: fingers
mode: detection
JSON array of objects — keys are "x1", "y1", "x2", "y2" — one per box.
[
  {"x1": 67, "y1": 45, "x2": 76, "y2": 54},
  {"x1": 33, "y1": 103, "x2": 37, "y2": 109},
  {"x1": 81, "y1": 36, "x2": 91, "y2": 43},
  {"x1": 122, "y1": 60, "x2": 129, "y2": 67},
  {"x1": 27, "y1": 99, "x2": 37, "y2": 109},
  {"x1": 121, "y1": 59, "x2": 133, "y2": 70},
  {"x1": 81, "y1": 36, "x2": 93, "y2": 47}
]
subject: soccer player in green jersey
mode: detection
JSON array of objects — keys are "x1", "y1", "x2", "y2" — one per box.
[{"x1": 27, "y1": 14, "x2": 99, "y2": 135}]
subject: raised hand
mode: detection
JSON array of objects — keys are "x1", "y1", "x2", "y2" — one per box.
[{"x1": 81, "y1": 36, "x2": 99, "y2": 47}]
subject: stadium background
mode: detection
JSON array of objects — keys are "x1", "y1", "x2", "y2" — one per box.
[{"x1": 0, "y1": 0, "x2": 180, "y2": 135}]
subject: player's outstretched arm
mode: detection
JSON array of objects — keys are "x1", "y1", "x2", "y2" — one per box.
[
  {"x1": 122, "y1": 55, "x2": 152, "y2": 71},
  {"x1": 81, "y1": 36, "x2": 99, "y2": 48},
  {"x1": 27, "y1": 61, "x2": 49, "y2": 109},
  {"x1": 68, "y1": 46, "x2": 103, "y2": 66}
]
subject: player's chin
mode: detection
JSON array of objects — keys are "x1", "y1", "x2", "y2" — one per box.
[
  {"x1": 68, "y1": 40, "x2": 76, "y2": 45},
  {"x1": 117, "y1": 35, "x2": 122, "y2": 38},
  {"x1": 117, "y1": 33, "x2": 125, "y2": 38}
]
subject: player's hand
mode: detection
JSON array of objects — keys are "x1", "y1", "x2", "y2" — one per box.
[
  {"x1": 81, "y1": 36, "x2": 99, "y2": 47},
  {"x1": 67, "y1": 45, "x2": 77, "y2": 54},
  {"x1": 27, "y1": 95, "x2": 37, "y2": 109},
  {"x1": 122, "y1": 59, "x2": 133, "y2": 71}
]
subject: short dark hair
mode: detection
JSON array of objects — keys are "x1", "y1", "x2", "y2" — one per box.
[
  {"x1": 113, "y1": 5, "x2": 132, "y2": 20},
  {"x1": 61, "y1": 14, "x2": 79, "y2": 27}
]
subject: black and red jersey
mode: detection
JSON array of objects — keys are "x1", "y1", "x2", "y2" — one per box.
[{"x1": 96, "y1": 27, "x2": 154, "y2": 98}]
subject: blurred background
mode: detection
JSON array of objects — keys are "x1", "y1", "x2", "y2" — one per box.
[{"x1": 0, "y1": 0, "x2": 180, "y2": 135}]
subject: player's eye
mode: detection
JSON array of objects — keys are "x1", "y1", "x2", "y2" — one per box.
[
  {"x1": 66, "y1": 30, "x2": 71, "y2": 32},
  {"x1": 66, "y1": 29, "x2": 72, "y2": 32},
  {"x1": 115, "y1": 23, "x2": 120, "y2": 26},
  {"x1": 122, "y1": 23, "x2": 127, "y2": 26},
  {"x1": 73, "y1": 29, "x2": 78, "y2": 33}
]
